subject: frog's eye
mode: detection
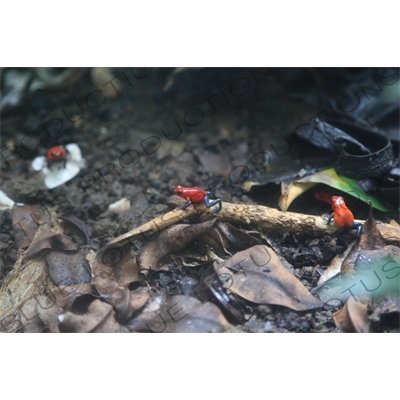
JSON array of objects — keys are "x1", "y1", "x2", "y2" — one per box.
[{"x1": 176, "y1": 190, "x2": 182, "y2": 195}]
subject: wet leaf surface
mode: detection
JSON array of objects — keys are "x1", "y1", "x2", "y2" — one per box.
[{"x1": 213, "y1": 245, "x2": 323, "y2": 311}]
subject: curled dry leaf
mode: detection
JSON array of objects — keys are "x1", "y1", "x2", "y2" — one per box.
[
  {"x1": 89, "y1": 244, "x2": 138, "y2": 293},
  {"x1": 196, "y1": 226, "x2": 232, "y2": 257},
  {"x1": 333, "y1": 296, "x2": 370, "y2": 333},
  {"x1": 317, "y1": 243, "x2": 355, "y2": 286},
  {"x1": 217, "y1": 221, "x2": 260, "y2": 251},
  {"x1": 213, "y1": 245, "x2": 323, "y2": 311},
  {"x1": 59, "y1": 299, "x2": 129, "y2": 333},
  {"x1": 88, "y1": 244, "x2": 149, "y2": 322},
  {"x1": 60, "y1": 214, "x2": 93, "y2": 244},
  {"x1": 138, "y1": 219, "x2": 216, "y2": 270},
  {"x1": 22, "y1": 231, "x2": 78, "y2": 262},
  {"x1": 47, "y1": 281, "x2": 95, "y2": 313}
]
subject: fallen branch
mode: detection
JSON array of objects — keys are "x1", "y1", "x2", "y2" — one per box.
[{"x1": 105, "y1": 200, "x2": 400, "y2": 248}]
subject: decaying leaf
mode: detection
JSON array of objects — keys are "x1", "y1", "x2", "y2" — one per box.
[
  {"x1": 60, "y1": 214, "x2": 93, "y2": 244},
  {"x1": 138, "y1": 219, "x2": 216, "y2": 270},
  {"x1": 214, "y1": 245, "x2": 323, "y2": 311},
  {"x1": 20, "y1": 295, "x2": 60, "y2": 333},
  {"x1": 47, "y1": 282, "x2": 95, "y2": 313},
  {"x1": 88, "y1": 243, "x2": 149, "y2": 321},
  {"x1": 216, "y1": 221, "x2": 261, "y2": 251},
  {"x1": 130, "y1": 294, "x2": 230, "y2": 333},
  {"x1": 89, "y1": 244, "x2": 138, "y2": 292},
  {"x1": 22, "y1": 231, "x2": 78, "y2": 262},
  {"x1": 341, "y1": 203, "x2": 387, "y2": 275},
  {"x1": 59, "y1": 299, "x2": 129, "y2": 333},
  {"x1": 47, "y1": 251, "x2": 91, "y2": 286},
  {"x1": 196, "y1": 226, "x2": 232, "y2": 257},
  {"x1": 12, "y1": 204, "x2": 46, "y2": 249},
  {"x1": 317, "y1": 243, "x2": 355, "y2": 286},
  {"x1": 333, "y1": 296, "x2": 370, "y2": 333}
]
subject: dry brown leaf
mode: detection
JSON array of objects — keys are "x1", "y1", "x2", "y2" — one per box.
[
  {"x1": 130, "y1": 294, "x2": 230, "y2": 333},
  {"x1": 22, "y1": 231, "x2": 78, "y2": 262},
  {"x1": 342, "y1": 205, "x2": 386, "y2": 275},
  {"x1": 88, "y1": 243, "x2": 149, "y2": 321},
  {"x1": 47, "y1": 282, "x2": 95, "y2": 312},
  {"x1": 217, "y1": 221, "x2": 261, "y2": 251},
  {"x1": 89, "y1": 243, "x2": 138, "y2": 293},
  {"x1": 47, "y1": 250, "x2": 91, "y2": 286},
  {"x1": 333, "y1": 296, "x2": 370, "y2": 333},
  {"x1": 12, "y1": 204, "x2": 43, "y2": 249},
  {"x1": 214, "y1": 245, "x2": 324, "y2": 311},
  {"x1": 196, "y1": 227, "x2": 233, "y2": 257},
  {"x1": 60, "y1": 214, "x2": 93, "y2": 244},
  {"x1": 20, "y1": 295, "x2": 60, "y2": 333},
  {"x1": 59, "y1": 299, "x2": 129, "y2": 333},
  {"x1": 138, "y1": 219, "x2": 216, "y2": 270}
]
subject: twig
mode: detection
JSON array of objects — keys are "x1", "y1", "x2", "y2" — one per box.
[{"x1": 105, "y1": 201, "x2": 400, "y2": 248}]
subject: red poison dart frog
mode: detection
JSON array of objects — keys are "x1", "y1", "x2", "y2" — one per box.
[
  {"x1": 46, "y1": 145, "x2": 68, "y2": 168},
  {"x1": 315, "y1": 192, "x2": 364, "y2": 256},
  {"x1": 173, "y1": 186, "x2": 222, "y2": 212},
  {"x1": 328, "y1": 196, "x2": 363, "y2": 248}
]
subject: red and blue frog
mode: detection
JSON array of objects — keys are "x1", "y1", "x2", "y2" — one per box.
[
  {"x1": 173, "y1": 186, "x2": 222, "y2": 212},
  {"x1": 315, "y1": 191, "x2": 363, "y2": 249}
]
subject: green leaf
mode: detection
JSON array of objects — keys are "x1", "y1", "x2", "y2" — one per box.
[{"x1": 279, "y1": 168, "x2": 396, "y2": 212}]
